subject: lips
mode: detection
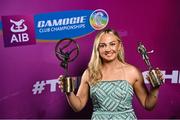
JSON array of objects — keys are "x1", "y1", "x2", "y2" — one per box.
[{"x1": 105, "y1": 52, "x2": 114, "y2": 57}]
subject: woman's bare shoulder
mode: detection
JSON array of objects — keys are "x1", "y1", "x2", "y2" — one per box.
[
  {"x1": 123, "y1": 63, "x2": 143, "y2": 84},
  {"x1": 124, "y1": 63, "x2": 142, "y2": 76},
  {"x1": 124, "y1": 63, "x2": 139, "y2": 70},
  {"x1": 81, "y1": 69, "x2": 90, "y2": 83}
]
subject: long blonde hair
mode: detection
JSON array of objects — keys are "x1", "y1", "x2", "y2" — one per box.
[{"x1": 88, "y1": 29, "x2": 125, "y2": 85}]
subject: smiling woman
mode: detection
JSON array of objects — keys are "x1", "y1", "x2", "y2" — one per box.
[
  {"x1": 59, "y1": 28, "x2": 164, "y2": 120},
  {"x1": 88, "y1": 29, "x2": 125, "y2": 85},
  {"x1": 97, "y1": 33, "x2": 122, "y2": 63}
]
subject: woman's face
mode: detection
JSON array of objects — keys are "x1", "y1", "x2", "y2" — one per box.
[{"x1": 98, "y1": 33, "x2": 121, "y2": 62}]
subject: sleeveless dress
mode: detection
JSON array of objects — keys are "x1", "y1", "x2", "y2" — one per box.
[{"x1": 90, "y1": 80, "x2": 137, "y2": 120}]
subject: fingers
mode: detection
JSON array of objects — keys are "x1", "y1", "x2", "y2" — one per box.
[
  {"x1": 58, "y1": 75, "x2": 64, "y2": 81},
  {"x1": 155, "y1": 68, "x2": 164, "y2": 83},
  {"x1": 58, "y1": 75, "x2": 65, "y2": 92},
  {"x1": 146, "y1": 74, "x2": 150, "y2": 81},
  {"x1": 146, "y1": 68, "x2": 165, "y2": 85},
  {"x1": 58, "y1": 80, "x2": 63, "y2": 87},
  {"x1": 155, "y1": 67, "x2": 161, "y2": 74},
  {"x1": 57, "y1": 76, "x2": 75, "y2": 93}
]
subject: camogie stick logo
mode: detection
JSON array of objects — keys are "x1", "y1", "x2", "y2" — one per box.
[{"x1": 90, "y1": 9, "x2": 109, "y2": 30}]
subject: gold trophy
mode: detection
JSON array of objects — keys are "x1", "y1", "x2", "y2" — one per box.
[
  {"x1": 137, "y1": 42, "x2": 162, "y2": 88},
  {"x1": 55, "y1": 38, "x2": 80, "y2": 93}
]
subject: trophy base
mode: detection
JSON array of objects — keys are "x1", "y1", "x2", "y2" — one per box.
[
  {"x1": 149, "y1": 69, "x2": 162, "y2": 88},
  {"x1": 62, "y1": 77, "x2": 75, "y2": 93}
]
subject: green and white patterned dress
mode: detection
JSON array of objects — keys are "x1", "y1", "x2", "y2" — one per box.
[{"x1": 90, "y1": 80, "x2": 137, "y2": 120}]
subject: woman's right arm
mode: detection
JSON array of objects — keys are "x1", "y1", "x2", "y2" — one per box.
[{"x1": 60, "y1": 70, "x2": 90, "y2": 112}]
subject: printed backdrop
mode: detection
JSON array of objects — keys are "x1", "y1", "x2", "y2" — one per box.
[{"x1": 0, "y1": 0, "x2": 180, "y2": 119}]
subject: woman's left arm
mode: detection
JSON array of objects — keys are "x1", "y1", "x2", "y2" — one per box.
[{"x1": 133, "y1": 67, "x2": 163, "y2": 111}]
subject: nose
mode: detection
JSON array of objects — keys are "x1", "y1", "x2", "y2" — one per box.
[{"x1": 104, "y1": 45, "x2": 111, "y2": 51}]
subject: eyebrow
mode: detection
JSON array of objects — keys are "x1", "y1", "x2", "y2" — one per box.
[{"x1": 99, "y1": 40, "x2": 117, "y2": 44}]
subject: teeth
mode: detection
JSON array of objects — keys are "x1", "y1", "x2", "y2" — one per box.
[{"x1": 106, "y1": 53, "x2": 112, "y2": 56}]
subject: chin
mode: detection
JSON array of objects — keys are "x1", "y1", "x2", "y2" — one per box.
[{"x1": 103, "y1": 57, "x2": 116, "y2": 62}]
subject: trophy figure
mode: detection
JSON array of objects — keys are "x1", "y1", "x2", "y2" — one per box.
[
  {"x1": 55, "y1": 38, "x2": 80, "y2": 93},
  {"x1": 137, "y1": 42, "x2": 162, "y2": 88}
]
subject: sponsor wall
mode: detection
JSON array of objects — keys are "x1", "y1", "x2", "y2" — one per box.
[{"x1": 0, "y1": 0, "x2": 180, "y2": 119}]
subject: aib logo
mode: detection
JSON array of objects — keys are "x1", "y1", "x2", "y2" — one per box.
[
  {"x1": 2, "y1": 16, "x2": 36, "y2": 47},
  {"x1": 10, "y1": 19, "x2": 27, "y2": 32}
]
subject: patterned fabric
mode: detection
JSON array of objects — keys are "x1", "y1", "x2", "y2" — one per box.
[{"x1": 90, "y1": 80, "x2": 137, "y2": 120}]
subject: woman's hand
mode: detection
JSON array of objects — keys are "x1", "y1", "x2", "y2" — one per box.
[
  {"x1": 155, "y1": 68, "x2": 164, "y2": 82},
  {"x1": 58, "y1": 75, "x2": 75, "y2": 93},
  {"x1": 146, "y1": 68, "x2": 164, "y2": 88},
  {"x1": 58, "y1": 75, "x2": 65, "y2": 92}
]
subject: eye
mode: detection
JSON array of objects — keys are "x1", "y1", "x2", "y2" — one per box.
[
  {"x1": 110, "y1": 42, "x2": 116, "y2": 46},
  {"x1": 98, "y1": 44, "x2": 106, "y2": 48}
]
